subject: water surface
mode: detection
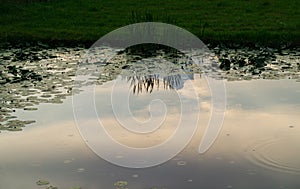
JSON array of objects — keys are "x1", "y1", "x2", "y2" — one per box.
[
  {"x1": 0, "y1": 46, "x2": 300, "y2": 189},
  {"x1": 0, "y1": 77, "x2": 299, "y2": 189}
]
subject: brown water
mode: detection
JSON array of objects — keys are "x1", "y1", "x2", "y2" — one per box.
[{"x1": 0, "y1": 77, "x2": 299, "y2": 189}]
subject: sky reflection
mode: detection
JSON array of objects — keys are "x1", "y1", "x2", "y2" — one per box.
[{"x1": 0, "y1": 78, "x2": 300, "y2": 189}]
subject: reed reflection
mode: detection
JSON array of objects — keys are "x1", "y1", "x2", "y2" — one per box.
[
  {"x1": 99, "y1": 44, "x2": 196, "y2": 94},
  {"x1": 127, "y1": 74, "x2": 186, "y2": 94}
]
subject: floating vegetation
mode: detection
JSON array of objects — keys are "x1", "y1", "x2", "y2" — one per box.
[
  {"x1": 36, "y1": 180, "x2": 50, "y2": 186},
  {"x1": 46, "y1": 186, "x2": 58, "y2": 189},
  {"x1": 114, "y1": 181, "x2": 128, "y2": 189},
  {"x1": 1, "y1": 45, "x2": 299, "y2": 132},
  {"x1": 79, "y1": 44, "x2": 299, "y2": 93},
  {"x1": 212, "y1": 47, "x2": 300, "y2": 81},
  {"x1": 76, "y1": 44, "x2": 197, "y2": 95},
  {"x1": 0, "y1": 119, "x2": 36, "y2": 132},
  {"x1": 23, "y1": 107, "x2": 38, "y2": 111},
  {"x1": 35, "y1": 179, "x2": 80, "y2": 189},
  {"x1": 40, "y1": 94, "x2": 52, "y2": 98},
  {"x1": 0, "y1": 47, "x2": 85, "y2": 132}
]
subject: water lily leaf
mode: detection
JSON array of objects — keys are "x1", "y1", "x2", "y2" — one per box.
[{"x1": 36, "y1": 180, "x2": 50, "y2": 186}]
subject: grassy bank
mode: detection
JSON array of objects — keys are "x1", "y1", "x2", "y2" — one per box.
[{"x1": 0, "y1": 0, "x2": 299, "y2": 48}]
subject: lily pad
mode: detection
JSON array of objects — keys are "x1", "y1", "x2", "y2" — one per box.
[
  {"x1": 36, "y1": 180, "x2": 50, "y2": 186},
  {"x1": 46, "y1": 186, "x2": 58, "y2": 189},
  {"x1": 114, "y1": 181, "x2": 128, "y2": 189},
  {"x1": 1, "y1": 46, "x2": 299, "y2": 133},
  {"x1": 23, "y1": 107, "x2": 38, "y2": 111}
]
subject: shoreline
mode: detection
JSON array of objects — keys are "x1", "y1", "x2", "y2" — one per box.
[{"x1": 1, "y1": 37, "x2": 299, "y2": 50}]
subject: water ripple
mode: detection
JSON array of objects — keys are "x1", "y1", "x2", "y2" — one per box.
[{"x1": 246, "y1": 134, "x2": 300, "y2": 174}]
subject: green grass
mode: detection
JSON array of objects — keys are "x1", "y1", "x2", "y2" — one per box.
[{"x1": 0, "y1": 0, "x2": 299, "y2": 47}]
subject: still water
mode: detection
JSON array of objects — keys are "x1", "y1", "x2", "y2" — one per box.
[
  {"x1": 0, "y1": 76, "x2": 300, "y2": 189},
  {"x1": 0, "y1": 46, "x2": 300, "y2": 189}
]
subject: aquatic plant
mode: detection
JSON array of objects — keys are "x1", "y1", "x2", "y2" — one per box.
[
  {"x1": 36, "y1": 180, "x2": 50, "y2": 186},
  {"x1": 114, "y1": 181, "x2": 128, "y2": 189},
  {"x1": 0, "y1": 47, "x2": 84, "y2": 132}
]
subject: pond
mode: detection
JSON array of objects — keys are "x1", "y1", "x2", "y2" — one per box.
[{"x1": 0, "y1": 45, "x2": 299, "y2": 189}]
